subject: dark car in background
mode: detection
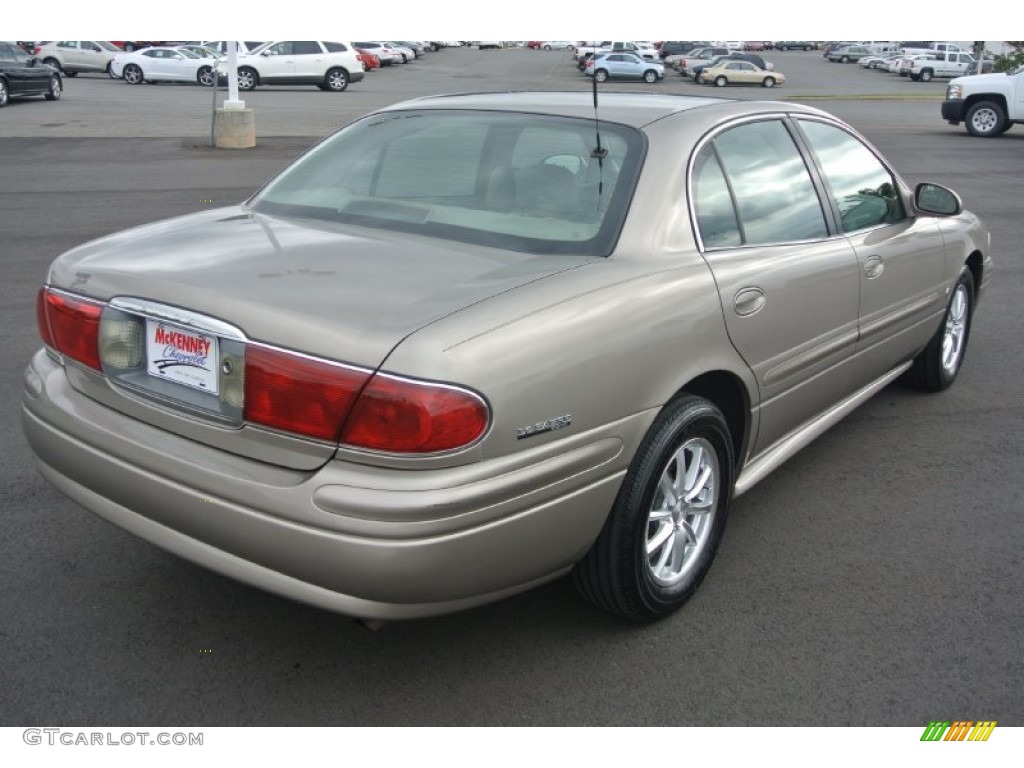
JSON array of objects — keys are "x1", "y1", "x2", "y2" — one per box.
[
  {"x1": 0, "y1": 40, "x2": 61, "y2": 107},
  {"x1": 775, "y1": 40, "x2": 816, "y2": 51},
  {"x1": 659, "y1": 41, "x2": 706, "y2": 59}
]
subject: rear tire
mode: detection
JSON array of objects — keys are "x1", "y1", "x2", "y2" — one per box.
[
  {"x1": 324, "y1": 67, "x2": 348, "y2": 92},
  {"x1": 574, "y1": 395, "x2": 733, "y2": 622}
]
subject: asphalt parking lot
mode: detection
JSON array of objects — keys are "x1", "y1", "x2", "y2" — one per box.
[{"x1": 1, "y1": 46, "x2": 1022, "y2": 727}]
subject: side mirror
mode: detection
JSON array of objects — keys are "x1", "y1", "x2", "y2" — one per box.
[{"x1": 915, "y1": 182, "x2": 962, "y2": 216}]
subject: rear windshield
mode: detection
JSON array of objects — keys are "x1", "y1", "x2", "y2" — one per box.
[{"x1": 249, "y1": 109, "x2": 644, "y2": 256}]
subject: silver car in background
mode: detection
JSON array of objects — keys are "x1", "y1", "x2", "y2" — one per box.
[{"x1": 23, "y1": 92, "x2": 991, "y2": 623}]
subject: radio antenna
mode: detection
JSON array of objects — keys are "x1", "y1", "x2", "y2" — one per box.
[
  {"x1": 590, "y1": 71, "x2": 607, "y2": 205},
  {"x1": 591, "y1": 72, "x2": 607, "y2": 160}
]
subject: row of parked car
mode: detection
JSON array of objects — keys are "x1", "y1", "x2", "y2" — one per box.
[
  {"x1": 3, "y1": 40, "x2": 452, "y2": 101},
  {"x1": 571, "y1": 42, "x2": 788, "y2": 88},
  {"x1": 822, "y1": 41, "x2": 991, "y2": 81}
]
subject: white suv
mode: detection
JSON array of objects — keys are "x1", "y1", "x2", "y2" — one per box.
[{"x1": 231, "y1": 41, "x2": 364, "y2": 92}]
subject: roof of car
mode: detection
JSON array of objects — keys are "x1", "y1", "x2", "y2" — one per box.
[{"x1": 377, "y1": 91, "x2": 737, "y2": 128}]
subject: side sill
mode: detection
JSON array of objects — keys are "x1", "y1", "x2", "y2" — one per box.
[{"x1": 734, "y1": 362, "x2": 912, "y2": 498}]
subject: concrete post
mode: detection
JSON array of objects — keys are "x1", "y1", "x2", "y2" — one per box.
[{"x1": 214, "y1": 40, "x2": 255, "y2": 148}]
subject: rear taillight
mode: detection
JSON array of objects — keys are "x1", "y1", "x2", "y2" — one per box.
[
  {"x1": 36, "y1": 290, "x2": 490, "y2": 454},
  {"x1": 341, "y1": 374, "x2": 489, "y2": 453},
  {"x1": 243, "y1": 344, "x2": 489, "y2": 452},
  {"x1": 38, "y1": 287, "x2": 103, "y2": 370},
  {"x1": 244, "y1": 345, "x2": 370, "y2": 442}
]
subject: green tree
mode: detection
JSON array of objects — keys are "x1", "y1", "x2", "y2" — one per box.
[{"x1": 994, "y1": 41, "x2": 1024, "y2": 72}]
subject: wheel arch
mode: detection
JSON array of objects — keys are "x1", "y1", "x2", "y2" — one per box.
[
  {"x1": 672, "y1": 370, "x2": 751, "y2": 473},
  {"x1": 964, "y1": 92, "x2": 1008, "y2": 115}
]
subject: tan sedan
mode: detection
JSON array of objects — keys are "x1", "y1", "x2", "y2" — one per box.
[
  {"x1": 700, "y1": 59, "x2": 786, "y2": 87},
  {"x1": 23, "y1": 93, "x2": 990, "y2": 623}
]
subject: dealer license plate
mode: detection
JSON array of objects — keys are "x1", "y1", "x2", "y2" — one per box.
[{"x1": 145, "y1": 320, "x2": 219, "y2": 395}]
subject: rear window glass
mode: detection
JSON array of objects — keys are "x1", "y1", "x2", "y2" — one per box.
[{"x1": 250, "y1": 110, "x2": 644, "y2": 256}]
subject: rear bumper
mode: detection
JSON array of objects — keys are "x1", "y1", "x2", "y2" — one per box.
[{"x1": 22, "y1": 350, "x2": 638, "y2": 620}]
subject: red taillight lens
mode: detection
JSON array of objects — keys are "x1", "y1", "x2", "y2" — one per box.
[
  {"x1": 40, "y1": 287, "x2": 103, "y2": 370},
  {"x1": 341, "y1": 374, "x2": 489, "y2": 453},
  {"x1": 36, "y1": 288, "x2": 56, "y2": 348},
  {"x1": 244, "y1": 345, "x2": 370, "y2": 441}
]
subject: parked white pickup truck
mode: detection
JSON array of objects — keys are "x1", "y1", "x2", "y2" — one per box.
[
  {"x1": 901, "y1": 42, "x2": 968, "y2": 57},
  {"x1": 575, "y1": 41, "x2": 659, "y2": 62},
  {"x1": 908, "y1": 51, "x2": 977, "y2": 81},
  {"x1": 941, "y1": 64, "x2": 1024, "y2": 137}
]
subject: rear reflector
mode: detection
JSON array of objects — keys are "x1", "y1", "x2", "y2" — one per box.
[
  {"x1": 244, "y1": 345, "x2": 370, "y2": 442},
  {"x1": 341, "y1": 374, "x2": 489, "y2": 453},
  {"x1": 39, "y1": 288, "x2": 103, "y2": 370}
]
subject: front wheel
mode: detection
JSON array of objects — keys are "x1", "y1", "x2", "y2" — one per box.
[
  {"x1": 44, "y1": 74, "x2": 61, "y2": 100},
  {"x1": 197, "y1": 66, "x2": 214, "y2": 87},
  {"x1": 122, "y1": 64, "x2": 144, "y2": 84},
  {"x1": 643, "y1": 69, "x2": 658, "y2": 83},
  {"x1": 965, "y1": 100, "x2": 1006, "y2": 137},
  {"x1": 715, "y1": 75, "x2": 728, "y2": 87},
  {"x1": 237, "y1": 67, "x2": 257, "y2": 91},
  {"x1": 324, "y1": 67, "x2": 348, "y2": 92},
  {"x1": 594, "y1": 69, "x2": 608, "y2": 82},
  {"x1": 574, "y1": 395, "x2": 733, "y2": 622},
  {"x1": 906, "y1": 267, "x2": 975, "y2": 391},
  {"x1": 762, "y1": 76, "x2": 776, "y2": 87}
]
